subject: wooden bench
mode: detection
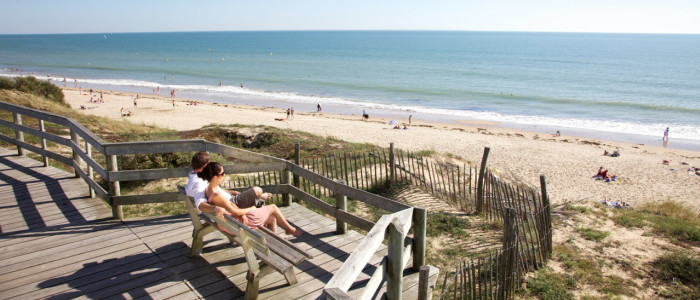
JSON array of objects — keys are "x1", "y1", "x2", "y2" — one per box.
[{"x1": 177, "y1": 185, "x2": 313, "y2": 299}]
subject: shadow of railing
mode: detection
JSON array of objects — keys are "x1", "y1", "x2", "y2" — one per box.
[{"x1": 0, "y1": 155, "x2": 86, "y2": 233}]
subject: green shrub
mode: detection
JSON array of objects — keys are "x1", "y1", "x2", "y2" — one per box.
[
  {"x1": 651, "y1": 214, "x2": 700, "y2": 242},
  {"x1": 0, "y1": 76, "x2": 66, "y2": 105},
  {"x1": 575, "y1": 227, "x2": 610, "y2": 241},
  {"x1": 427, "y1": 212, "x2": 470, "y2": 237},
  {"x1": 653, "y1": 251, "x2": 700, "y2": 286},
  {"x1": 612, "y1": 210, "x2": 646, "y2": 228},
  {"x1": 526, "y1": 267, "x2": 575, "y2": 300}
]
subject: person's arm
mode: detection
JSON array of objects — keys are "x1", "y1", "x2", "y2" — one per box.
[
  {"x1": 210, "y1": 192, "x2": 256, "y2": 216},
  {"x1": 197, "y1": 201, "x2": 230, "y2": 219},
  {"x1": 225, "y1": 189, "x2": 241, "y2": 195}
]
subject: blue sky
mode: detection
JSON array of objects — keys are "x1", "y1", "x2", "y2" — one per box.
[{"x1": 2, "y1": 0, "x2": 699, "y2": 34}]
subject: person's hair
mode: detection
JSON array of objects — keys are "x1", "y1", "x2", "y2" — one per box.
[
  {"x1": 198, "y1": 161, "x2": 223, "y2": 182},
  {"x1": 191, "y1": 151, "x2": 210, "y2": 170}
]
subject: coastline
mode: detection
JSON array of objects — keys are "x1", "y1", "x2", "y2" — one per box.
[{"x1": 63, "y1": 87, "x2": 700, "y2": 212}]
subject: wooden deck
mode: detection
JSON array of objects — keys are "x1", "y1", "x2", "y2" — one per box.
[{"x1": 0, "y1": 148, "x2": 438, "y2": 299}]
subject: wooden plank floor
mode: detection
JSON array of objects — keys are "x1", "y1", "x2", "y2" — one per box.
[{"x1": 0, "y1": 148, "x2": 438, "y2": 299}]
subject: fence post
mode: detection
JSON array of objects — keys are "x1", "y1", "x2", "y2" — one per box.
[
  {"x1": 389, "y1": 142, "x2": 396, "y2": 184},
  {"x1": 38, "y1": 120, "x2": 49, "y2": 166},
  {"x1": 499, "y1": 207, "x2": 518, "y2": 299},
  {"x1": 334, "y1": 179, "x2": 347, "y2": 234},
  {"x1": 412, "y1": 207, "x2": 427, "y2": 271},
  {"x1": 540, "y1": 175, "x2": 552, "y2": 258},
  {"x1": 476, "y1": 147, "x2": 490, "y2": 214},
  {"x1": 12, "y1": 113, "x2": 25, "y2": 156},
  {"x1": 107, "y1": 154, "x2": 122, "y2": 220},
  {"x1": 418, "y1": 265, "x2": 430, "y2": 300},
  {"x1": 294, "y1": 142, "x2": 300, "y2": 189},
  {"x1": 86, "y1": 140, "x2": 95, "y2": 198},
  {"x1": 281, "y1": 165, "x2": 292, "y2": 206},
  {"x1": 387, "y1": 222, "x2": 404, "y2": 300},
  {"x1": 70, "y1": 129, "x2": 82, "y2": 178}
]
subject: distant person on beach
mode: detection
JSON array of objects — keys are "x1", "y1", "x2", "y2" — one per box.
[
  {"x1": 555, "y1": 130, "x2": 561, "y2": 137},
  {"x1": 408, "y1": 115, "x2": 412, "y2": 126},
  {"x1": 362, "y1": 110, "x2": 369, "y2": 121},
  {"x1": 240, "y1": 83, "x2": 244, "y2": 88},
  {"x1": 219, "y1": 81, "x2": 222, "y2": 86},
  {"x1": 291, "y1": 107, "x2": 295, "y2": 119},
  {"x1": 74, "y1": 79, "x2": 77, "y2": 88},
  {"x1": 286, "y1": 108, "x2": 291, "y2": 120},
  {"x1": 317, "y1": 103, "x2": 322, "y2": 112},
  {"x1": 133, "y1": 99, "x2": 137, "y2": 108},
  {"x1": 663, "y1": 127, "x2": 669, "y2": 141},
  {"x1": 62, "y1": 78, "x2": 66, "y2": 87}
]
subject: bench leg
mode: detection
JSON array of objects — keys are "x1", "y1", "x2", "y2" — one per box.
[
  {"x1": 282, "y1": 266, "x2": 298, "y2": 285},
  {"x1": 190, "y1": 232, "x2": 204, "y2": 257},
  {"x1": 245, "y1": 270, "x2": 261, "y2": 300}
]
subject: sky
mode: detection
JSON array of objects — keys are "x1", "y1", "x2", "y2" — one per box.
[{"x1": 2, "y1": 0, "x2": 699, "y2": 35}]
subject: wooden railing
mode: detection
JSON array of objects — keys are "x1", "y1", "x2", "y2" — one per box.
[
  {"x1": 324, "y1": 207, "x2": 416, "y2": 299},
  {"x1": 0, "y1": 100, "x2": 430, "y2": 299}
]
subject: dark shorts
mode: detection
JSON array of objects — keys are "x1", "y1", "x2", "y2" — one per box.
[{"x1": 230, "y1": 188, "x2": 264, "y2": 208}]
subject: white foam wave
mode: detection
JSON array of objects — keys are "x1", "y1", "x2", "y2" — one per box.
[{"x1": 1, "y1": 72, "x2": 698, "y2": 141}]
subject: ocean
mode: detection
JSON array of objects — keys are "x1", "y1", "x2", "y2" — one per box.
[{"x1": 1, "y1": 31, "x2": 699, "y2": 149}]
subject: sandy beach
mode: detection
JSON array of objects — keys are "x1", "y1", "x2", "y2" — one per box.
[{"x1": 64, "y1": 88, "x2": 700, "y2": 212}]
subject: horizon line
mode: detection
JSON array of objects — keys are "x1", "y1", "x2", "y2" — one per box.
[{"x1": 1, "y1": 29, "x2": 699, "y2": 36}]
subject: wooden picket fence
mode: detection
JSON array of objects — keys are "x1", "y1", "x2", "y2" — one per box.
[{"x1": 393, "y1": 149, "x2": 479, "y2": 212}]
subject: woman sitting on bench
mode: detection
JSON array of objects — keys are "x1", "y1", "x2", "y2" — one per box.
[{"x1": 199, "y1": 162, "x2": 303, "y2": 237}]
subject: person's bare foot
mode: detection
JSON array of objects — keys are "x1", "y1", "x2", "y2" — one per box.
[{"x1": 286, "y1": 228, "x2": 303, "y2": 237}]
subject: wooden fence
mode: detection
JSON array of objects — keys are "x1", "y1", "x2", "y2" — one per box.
[
  {"x1": 0, "y1": 101, "x2": 431, "y2": 300},
  {"x1": 286, "y1": 143, "x2": 554, "y2": 300}
]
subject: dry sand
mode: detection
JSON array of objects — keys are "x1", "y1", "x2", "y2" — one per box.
[{"x1": 65, "y1": 88, "x2": 700, "y2": 212}]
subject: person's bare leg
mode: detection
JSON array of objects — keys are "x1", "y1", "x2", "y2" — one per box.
[
  {"x1": 265, "y1": 214, "x2": 278, "y2": 233},
  {"x1": 268, "y1": 204, "x2": 302, "y2": 236}
]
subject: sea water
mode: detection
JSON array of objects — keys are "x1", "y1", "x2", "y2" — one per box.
[{"x1": 1, "y1": 31, "x2": 698, "y2": 149}]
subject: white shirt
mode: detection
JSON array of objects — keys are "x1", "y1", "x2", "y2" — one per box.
[{"x1": 185, "y1": 171, "x2": 207, "y2": 212}]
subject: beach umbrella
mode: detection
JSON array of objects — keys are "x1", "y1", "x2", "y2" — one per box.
[{"x1": 388, "y1": 120, "x2": 396, "y2": 125}]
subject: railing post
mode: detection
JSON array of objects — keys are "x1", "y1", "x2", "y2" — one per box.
[
  {"x1": 387, "y1": 222, "x2": 404, "y2": 300},
  {"x1": 412, "y1": 207, "x2": 427, "y2": 271},
  {"x1": 540, "y1": 175, "x2": 552, "y2": 258},
  {"x1": 107, "y1": 154, "x2": 122, "y2": 220},
  {"x1": 70, "y1": 129, "x2": 82, "y2": 178},
  {"x1": 12, "y1": 113, "x2": 25, "y2": 156},
  {"x1": 294, "y1": 142, "x2": 300, "y2": 189},
  {"x1": 389, "y1": 142, "x2": 396, "y2": 184},
  {"x1": 417, "y1": 265, "x2": 430, "y2": 300},
  {"x1": 86, "y1": 140, "x2": 95, "y2": 198},
  {"x1": 476, "y1": 147, "x2": 490, "y2": 214},
  {"x1": 281, "y1": 165, "x2": 292, "y2": 206},
  {"x1": 334, "y1": 179, "x2": 347, "y2": 234},
  {"x1": 38, "y1": 120, "x2": 49, "y2": 166}
]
